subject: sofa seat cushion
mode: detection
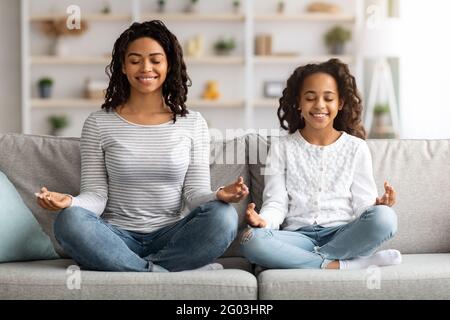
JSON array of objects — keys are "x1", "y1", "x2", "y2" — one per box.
[
  {"x1": 0, "y1": 257, "x2": 257, "y2": 300},
  {"x1": 257, "y1": 254, "x2": 450, "y2": 300}
]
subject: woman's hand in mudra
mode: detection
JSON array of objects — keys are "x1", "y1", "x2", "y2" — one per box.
[
  {"x1": 216, "y1": 176, "x2": 249, "y2": 203},
  {"x1": 35, "y1": 187, "x2": 72, "y2": 211}
]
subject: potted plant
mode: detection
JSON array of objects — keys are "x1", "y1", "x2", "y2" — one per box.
[
  {"x1": 157, "y1": 0, "x2": 166, "y2": 13},
  {"x1": 48, "y1": 115, "x2": 69, "y2": 136},
  {"x1": 101, "y1": 1, "x2": 111, "y2": 14},
  {"x1": 277, "y1": 1, "x2": 285, "y2": 14},
  {"x1": 214, "y1": 37, "x2": 236, "y2": 56},
  {"x1": 232, "y1": 0, "x2": 240, "y2": 14},
  {"x1": 324, "y1": 26, "x2": 351, "y2": 55},
  {"x1": 38, "y1": 77, "x2": 53, "y2": 99},
  {"x1": 373, "y1": 103, "x2": 391, "y2": 127}
]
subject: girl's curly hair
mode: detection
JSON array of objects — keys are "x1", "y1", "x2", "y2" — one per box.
[
  {"x1": 277, "y1": 58, "x2": 366, "y2": 139},
  {"x1": 102, "y1": 20, "x2": 191, "y2": 122}
]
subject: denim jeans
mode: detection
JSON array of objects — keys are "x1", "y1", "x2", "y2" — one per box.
[
  {"x1": 240, "y1": 205, "x2": 397, "y2": 269},
  {"x1": 54, "y1": 200, "x2": 238, "y2": 272}
]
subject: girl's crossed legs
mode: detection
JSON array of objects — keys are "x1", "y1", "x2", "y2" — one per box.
[{"x1": 240, "y1": 205, "x2": 399, "y2": 269}]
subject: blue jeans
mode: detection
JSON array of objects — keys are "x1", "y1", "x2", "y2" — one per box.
[
  {"x1": 240, "y1": 205, "x2": 397, "y2": 269},
  {"x1": 54, "y1": 200, "x2": 238, "y2": 272}
]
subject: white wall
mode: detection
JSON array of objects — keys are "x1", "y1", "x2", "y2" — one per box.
[
  {"x1": 398, "y1": 0, "x2": 450, "y2": 139},
  {"x1": 0, "y1": 0, "x2": 21, "y2": 133}
]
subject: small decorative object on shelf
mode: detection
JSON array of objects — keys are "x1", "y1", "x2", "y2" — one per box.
[
  {"x1": 38, "y1": 77, "x2": 53, "y2": 99},
  {"x1": 48, "y1": 115, "x2": 69, "y2": 136},
  {"x1": 254, "y1": 34, "x2": 272, "y2": 56},
  {"x1": 186, "y1": 35, "x2": 204, "y2": 57},
  {"x1": 306, "y1": 1, "x2": 342, "y2": 13},
  {"x1": 232, "y1": 0, "x2": 241, "y2": 14},
  {"x1": 214, "y1": 37, "x2": 236, "y2": 56},
  {"x1": 264, "y1": 81, "x2": 284, "y2": 98},
  {"x1": 370, "y1": 103, "x2": 396, "y2": 138},
  {"x1": 202, "y1": 80, "x2": 221, "y2": 100},
  {"x1": 277, "y1": 1, "x2": 286, "y2": 14},
  {"x1": 157, "y1": 0, "x2": 166, "y2": 13},
  {"x1": 185, "y1": 0, "x2": 200, "y2": 13},
  {"x1": 324, "y1": 25, "x2": 351, "y2": 55},
  {"x1": 101, "y1": 1, "x2": 111, "y2": 14},
  {"x1": 85, "y1": 79, "x2": 108, "y2": 100},
  {"x1": 39, "y1": 19, "x2": 88, "y2": 56}
]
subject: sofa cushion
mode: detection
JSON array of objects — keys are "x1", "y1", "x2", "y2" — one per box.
[
  {"x1": 257, "y1": 253, "x2": 450, "y2": 300},
  {"x1": 246, "y1": 133, "x2": 271, "y2": 213},
  {"x1": 210, "y1": 136, "x2": 250, "y2": 257},
  {"x1": 0, "y1": 134, "x2": 81, "y2": 257},
  {"x1": 248, "y1": 136, "x2": 450, "y2": 254},
  {"x1": 0, "y1": 171, "x2": 59, "y2": 262},
  {"x1": 367, "y1": 140, "x2": 450, "y2": 254},
  {"x1": 0, "y1": 258, "x2": 257, "y2": 300}
]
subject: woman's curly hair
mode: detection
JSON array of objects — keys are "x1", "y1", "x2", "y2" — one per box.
[
  {"x1": 102, "y1": 20, "x2": 191, "y2": 122},
  {"x1": 277, "y1": 58, "x2": 366, "y2": 139}
]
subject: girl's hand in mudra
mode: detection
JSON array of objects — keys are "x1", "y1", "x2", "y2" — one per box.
[
  {"x1": 35, "y1": 187, "x2": 72, "y2": 211},
  {"x1": 375, "y1": 181, "x2": 396, "y2": 207},
  {"x1": 245, "y1": 203, "x2": 267, "y2": 228},
  {"x1": 216, "y1": 176, "x2": 249, "y2": 203}
]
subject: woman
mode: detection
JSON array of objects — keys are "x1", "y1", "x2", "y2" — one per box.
[{"x1": 36, "y1": 20, "x2": 248, "y2": 272}]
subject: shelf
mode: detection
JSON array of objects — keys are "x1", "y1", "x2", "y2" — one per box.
[
  {"x1": 189, "y1": 100, "x2": 245, "y2": 108},
  {"x1": 23, "y1": 0, "x2": 362, "y2": 134},
  {"x1": 30, "y1": 13, "x2": 131, "y2": 22},
  {"x1": 31, "y1": 98, "x2": 103, "y2": 108},
  {"x1": 31, "y1": 55, "x2": 244, "y2": 65},
  {"x1": 254, "y1": 99, "x2": 280, "y2": 108},
  {"x1": 186, "y1": 56, "x2": 244, "y2": 65},
  {"x1": 140, "y1": 13, "x2": 245, "y2": 22},
  {"x1": 255, "y1": 13, "x2": 355, "y2": 22},
  {"x1": 31, "y1": 56, "x2": 111, "y2": 65},
  {"x1": 31, "y1": 98, "x2": 245, "y2": 109},
  {"x1": 253, "y1": 55, "x2": 353, "y2": 64}
]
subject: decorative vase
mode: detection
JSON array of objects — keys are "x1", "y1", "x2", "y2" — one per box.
[
  {"x1": 157, "y1": 2, "x2": 165, "y2": 13},
  {"x1": 375, "y1": 113, "x2": 390, "y2": 127},
  {"x1": 277, "y1": 1, "x2": 285, "y2": 14},
  {"x1": 185, "y1": 3, "x2": 199, "y2": 13},
  {"x1": 51, "y1": 37, "x2": 69, "y2": 56},
  {"x1": 330, "y1": 42, "x2": 344, "y2": 55},
  {"x1": 215, "y1": 49, "x2": 232, "y2": 56},
  {"x1": 39, "y1": 85, "x2": 52, "y2": 99}
]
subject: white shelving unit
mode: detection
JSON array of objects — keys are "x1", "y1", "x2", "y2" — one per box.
[{"x1": 21, "y1": 0, "x2": 363, "y2": 136}]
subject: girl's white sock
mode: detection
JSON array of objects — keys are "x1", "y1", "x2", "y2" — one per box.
[{"x1": 339, "y1": 249, "x2": 402, "y2": 270}]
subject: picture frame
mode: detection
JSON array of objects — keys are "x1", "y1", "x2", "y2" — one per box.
[{"x1": 263, "y1": 81, "x2": 284, "y2": 98}]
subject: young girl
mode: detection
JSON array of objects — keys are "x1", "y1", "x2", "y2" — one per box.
[
  {"x1": 35, "y1": 20, "x2": 249, "y2": 272},
  {"x1": 240, "y1": 59, "x2": 401, "y2": 270}
]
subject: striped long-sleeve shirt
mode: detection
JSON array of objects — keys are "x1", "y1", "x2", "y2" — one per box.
[{"x1": 70, "y1": 109, "x2": 216, "y2": 233}]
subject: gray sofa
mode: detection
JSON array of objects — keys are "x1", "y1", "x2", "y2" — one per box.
[{"x1": 0, "y1": 133, "x2": 449, "y2": 300}]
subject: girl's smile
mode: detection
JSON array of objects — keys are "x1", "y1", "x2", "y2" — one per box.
[{"x1": 310, "y1": 112, "x2": 330, "y2": 120}]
